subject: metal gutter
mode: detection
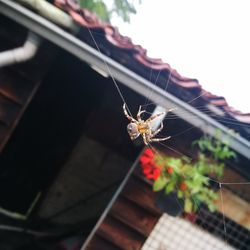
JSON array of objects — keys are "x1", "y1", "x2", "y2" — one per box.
[{"x1": 0, "y1": 0, "x2": 250, "y2": 159}]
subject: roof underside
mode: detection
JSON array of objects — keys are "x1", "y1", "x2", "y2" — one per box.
[
  {"x1": 0, "y1": 0, "x2": 250, "y2": 160},
  {"x1": 53, "y1": 0, "x2": 250, "y2": 123}
]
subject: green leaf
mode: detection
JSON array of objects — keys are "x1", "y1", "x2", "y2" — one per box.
[
  {"x1": 177, "y1": 190, "x2": 184, "y2": 198},
  {"x1": 80, "y1": 0, "x2": 141, "y2": 23},
  {"x1": 165, "y1": 181, "x2": 175, "y2": 194},
  {"x1": 153, "y1": 176, "x2": 168, "y2": 191},
  {"x1": 166, "y1": 158, "x2": 182, "y2": 170},
  {"x1": 207, "y1": 202, "x2": 217, "y2": 212},
  {"x1": 184, "y1": 198, "x2": 193, "y2": 213},
  {"x1": 80, "y1": 0, "x2": 110, "y2": 21}
]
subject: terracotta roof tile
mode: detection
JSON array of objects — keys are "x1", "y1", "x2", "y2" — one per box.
[{"x1": 54, "y1": 0, "x2": 250, "y2": 134}]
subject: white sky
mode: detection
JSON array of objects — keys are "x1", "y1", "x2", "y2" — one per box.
[{"x1": 110, "y1": 0, "x2": 250, "y2": 113}]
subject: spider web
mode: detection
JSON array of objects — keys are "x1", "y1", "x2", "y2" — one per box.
[
  {"x1": 141, "y1": 70, "x2": 250, "y2": 249},
  {"x1": 84, "y1": 18, "x2": 250, "y2": 250}
]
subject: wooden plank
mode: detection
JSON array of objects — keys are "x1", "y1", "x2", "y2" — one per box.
[
  {"x1": 86, "y1": 235, "x2": 121, "y2": 250},
  {"x1": 97, "y1": 215, "x2": 145, "y2": 250},
  {"x1": 111, "y1": 196, "x2": 159, "y2": 236},
  {"x1": 0, "y1": 43, "x2": 57, "y2": 152},
  {"x1": 0, "y1": 124, "x2": 7, "y2": 143},
  {"x1": 216, "y1": 188, "x2": 250, "y2": 230},
  {"x1": 0, "y1": 79, "x2": 41, "y2": 153},
  {"x1": 122, "y1": 176, "x2": 161, "y2": 215},
  {"x1": 0, "y1": 94, "x2": 20, "y2": 126},
  {"x1": 220, "y1": 167, "x2": 250, "y2": 201},
  {"x1": 0, "y1": 68, "x2": 35, "y2": 105}
]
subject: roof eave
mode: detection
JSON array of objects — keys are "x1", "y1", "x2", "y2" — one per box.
[{"x1": 1, "y1": 0, "x2": 250, "y2": 160}]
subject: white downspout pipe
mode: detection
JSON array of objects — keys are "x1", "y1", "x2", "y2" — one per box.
[{"x1": 0, "y1": 31, "x2": 41, "y2": 67}]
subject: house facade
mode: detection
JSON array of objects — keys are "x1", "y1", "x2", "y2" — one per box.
[{"x1": 0, "y1": 0, "x2": 249, "y2": 249}]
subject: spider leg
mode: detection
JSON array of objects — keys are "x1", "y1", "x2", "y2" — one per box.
[
  {"x1": 137, "y1": 105, "x2": 146, "y2": 122},
  {"x1": 146, "y1": 108, "x2": 175, "y2": 123},
  {"x1": 138, "y1": 105, "x2": 141, "y2": 113},
  {"x1": 123, "y1": 103, "x2": 137, "y2": 122},
  {"x1": 150, "y1": 136, "x2": 171, "y2": 143},
  {"x1": 151, "y1": 122, "x2": 164, "y2": 137},
  {"x1": 142, "y1": 133, "x2": 149, "y2": 145},
  {"x1": 146, "y1": 111, "x2": 166, "y2": 123}
]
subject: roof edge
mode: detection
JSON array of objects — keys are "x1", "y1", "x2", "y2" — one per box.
[{"x1": 1, "y1": 0, "x2": 250, "y2": 161}]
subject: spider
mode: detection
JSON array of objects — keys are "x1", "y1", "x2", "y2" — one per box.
[{"x1": 123, "y1": 104, "x2": 171, "y2": 145}]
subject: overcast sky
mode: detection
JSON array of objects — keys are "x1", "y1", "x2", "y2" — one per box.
[{"x1": 110, "y1": 0, "x2": 250, "y2": 113}]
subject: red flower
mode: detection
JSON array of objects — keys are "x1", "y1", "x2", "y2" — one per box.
[
  {"x1": 179, "y1": 182, "x2": 188, "y2": 191},
  {"x1": 140, "y1": 148, "x2": 154, "y2": 165},
  {"x1": 140, "y1": 148, "x2": 154, "y2": 166},
  {"x1": 142, "y1": 164, "x2": 152, "y2": 174},
  {"x1": 143, "y1": 166, "x2": 161, "y2": 180},
  {"x1": 140, "y1": 149, "x2": 161, "y2": 180},
  {"x1": 152, "y1": 167, "x2": 161, "y2": 180},
  {"x1": 184, "y1": 213, "x2": 197, "y2": 222},
  {"x1": 143, "y1": 148, "x2": 154, "y2": 157},
  {"x1": 166, "y1": 166, "x2": 174, "y2": 174},
  {"x1": 140, "y1": 155, "x2": 153, "y2": 165}
]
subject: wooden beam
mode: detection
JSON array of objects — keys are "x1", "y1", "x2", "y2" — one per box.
[{"x1": 216, "y1": 188, "x2": 250, "y2": 230}]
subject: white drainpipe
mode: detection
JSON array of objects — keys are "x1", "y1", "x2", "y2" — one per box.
[{"x1": 0, "y1": 31, "x2": 41, "y2": 67}]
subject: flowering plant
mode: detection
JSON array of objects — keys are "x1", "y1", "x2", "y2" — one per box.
[{"x1": 140, "y1": 135, "x2": 236, "y2": 213}]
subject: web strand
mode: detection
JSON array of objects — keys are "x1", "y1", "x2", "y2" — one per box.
[
  {"x1": 156, "y1": 141, "x2": 192, "y2": 162},
  {"x1": 142, "y1": 69, "x2": 162, "y2": 111},
  {"x1": 87, "y1": 28, "x2": 133, "y2": 117},
  {"x1": 142, "y1": 69, "x2": 172, "y2": 110},
  {"x1": 219, "y1": 183, "x2": 228, "y2": 243},
  {"x1": 87, "y1": 20, "x2": 249, "y2": 250},
  {"x1": 187, "y1": 92, "x2": 207, "y2": 104}
]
